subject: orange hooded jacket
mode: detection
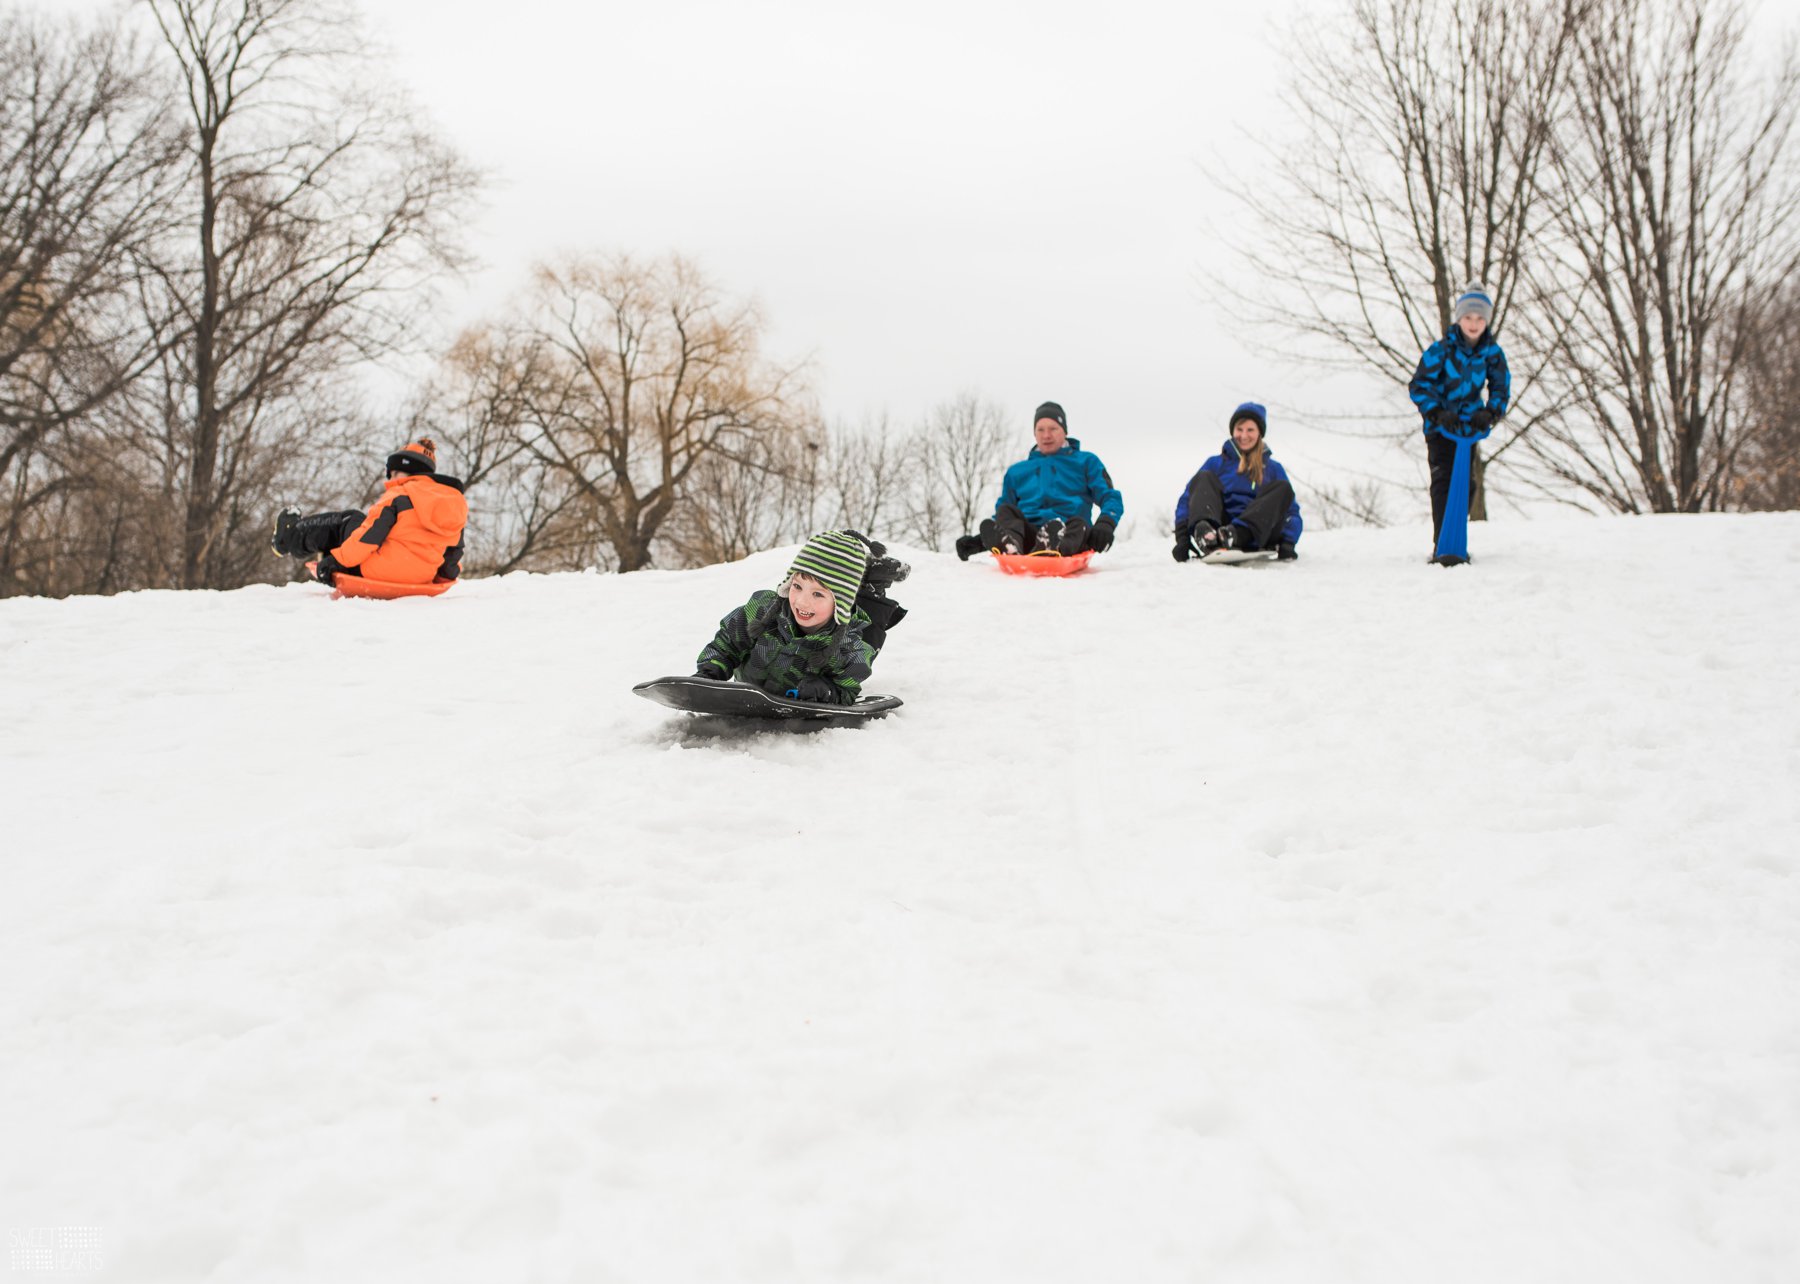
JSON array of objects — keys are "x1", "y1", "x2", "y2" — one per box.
[{"x1": 329, "y1": 472, "x2": 468, "y2": 584}]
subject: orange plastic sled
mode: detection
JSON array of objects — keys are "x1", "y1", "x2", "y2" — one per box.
[
  {"x1": 991, "y1": 549, "x2": 1095, "y2": 577},
  {"x1": 306, "y1": 562, "x2": 455, "y2": 600}
]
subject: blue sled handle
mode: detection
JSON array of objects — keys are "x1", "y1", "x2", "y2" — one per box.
[{"x1": 1434, "y1": 424, "x2": 1492, "y2": 562}]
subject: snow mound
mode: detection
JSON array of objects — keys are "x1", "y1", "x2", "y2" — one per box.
[{"x1": 3, "y1": 514, "x2": 1797, "y2": 1283}]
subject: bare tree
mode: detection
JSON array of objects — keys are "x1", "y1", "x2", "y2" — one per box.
[
  {"x1": 1223, "y1": 0, "x2": 1582, "y2": 515},
  {"x1": 500, "y1": 253, "x2": 810, "y2": 572},
  {"x1": 655, "y1": 421, "x2": 817, "y2": 567},
  {"x1": 802, "y1": 414, "x2": 909, "y2": 539},
  {"x1": 902, "y1": 391, "x2": 1012, "y2": 549},
  {"x1": 1520, "y1": 0, "x2": 1800, "y2": 513},
  {"x1": 1726, "y1": 282, "x2": 1800, "y2": 510},
  {"x1": 0, "y1": 13, "x2": 183, "y2": 596},
  {"x1": 1307, "y1": 478, "x2": 1398, "y2": 530},
  {"x1": 137, "y1": 0, "x2": 478, "y2": 589},
  {"x1": 407, "y1": 326, "x2": 592, "y2": 575}
]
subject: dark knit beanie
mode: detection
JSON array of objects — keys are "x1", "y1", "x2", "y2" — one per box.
[
  {"x1": 1033, "y1": 401, "x2": 1067, "y2": 430},
  {"x1": 1229, "y1": 402, "x2": 1267, "y2": 437},
  {"x1": 386, "y1": 436, "x2": 438, "y2": 476},
  {"x1": 780, "y1": 530, "x2": 869, "y2": 626}
]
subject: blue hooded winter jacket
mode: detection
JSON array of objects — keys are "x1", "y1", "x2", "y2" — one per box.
[
  {"x1": 996, "y1": 436, "x2": 1125, "y2": 527},
  {"x1": 1409, "y1": 326, "x2": 1510, "y2": 434},
  {"x1": 1173, "y1": 440, "x2": 1304, "y2": 546}
]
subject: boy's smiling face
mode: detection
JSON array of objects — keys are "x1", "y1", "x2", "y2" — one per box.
[
  {"x1": 786, "y1": 572, "x2": 836, "y2": 631},
  {"x1": 1458, "y1": 312, "x2": 1488, "y2": 343}
]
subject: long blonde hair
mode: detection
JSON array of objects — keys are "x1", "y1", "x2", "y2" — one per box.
[{"x1": 1236, "y1": 434, "x2": 1267, "y2": 487}]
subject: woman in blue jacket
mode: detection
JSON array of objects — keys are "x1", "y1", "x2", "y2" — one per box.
[
  {"x1": 955, "y1": 401, "x2": 1125, "y2": 558},
  {"x1": 1172, "y1": 402, "x2": 1302, "y2": 560}
]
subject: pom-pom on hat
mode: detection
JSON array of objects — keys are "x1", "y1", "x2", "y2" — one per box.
[
  {"x1": 1033, "y1": 401, "x2": 1067, "y2": 430},
  {"x1": 386, "y1": 436, "x2": 438, "y2": 476},
  {"x1": 779, "y1": 529, "x2": 869, "y2": 626},
  {"x1": 1228, "y1": 402, "x2": 1268, "y2": 437},
  {"x1": 1453, "y1": 285, "x2": 1494, "y2": 324}
]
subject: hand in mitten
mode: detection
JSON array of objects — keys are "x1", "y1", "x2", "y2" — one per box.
[
  {"x1": 314, "y1": 554, "x2": 343, "y2": 585},
  {"x1": 1468, "y1": 407, "x2": 1497, "y2": 431},
  {"x1": 788, "y1": 677, "x2": 838, "y2": 702},
  {"x1": 1277, "y1": 542, "x2": 1299, "y2": 561},
  {"x1": 1086, "y1": 518, "x2": 1116, "y2": 553},
  {"x1": 1430, "y1": 408, "x2": 1460, "y2": 431},
  {"x1": 954, "y1": 534, "x2": 984, "y2": 562},
  {"x1": 1172, "y1": 525, "x2": 1193, "y2": 562}
]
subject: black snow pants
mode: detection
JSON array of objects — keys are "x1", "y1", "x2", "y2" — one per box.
[
  {"x1": 978, "y1": 503, "x2": 1090, "y2": 556},
  {"x1": 1181, "y1": 472, "x2": 1294, "y2": 551},
  {"x1": 276, "y1": 510, "x2": 363, "y2": 558}
]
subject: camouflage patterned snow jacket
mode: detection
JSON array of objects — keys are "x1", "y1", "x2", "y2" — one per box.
[{"x1": 696, "y1": 590, "x2": 876, "y2": 705}]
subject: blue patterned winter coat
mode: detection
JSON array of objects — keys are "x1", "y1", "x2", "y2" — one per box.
[
  {"x1": 996, "y1": 436, "x2": 1125, "y2": 526},
  {"x1": 1409, "y1": 326, "x2": 1510, "y2": 434},
  {"x1": 1173, "y1": 441, "x2": 1303, "y2": 545}
]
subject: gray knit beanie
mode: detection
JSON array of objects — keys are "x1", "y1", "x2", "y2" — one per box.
[
  {"x1": 780, "y1": 530, "x2": 868, "y2": 626},
  {"x1": 1453, "y1": 285, "x2": 1494, "y2": 324}
]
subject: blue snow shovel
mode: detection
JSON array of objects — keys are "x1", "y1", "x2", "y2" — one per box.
[{"x1": 1433, "y1": 420, "x2": 1492, "y2": 566}]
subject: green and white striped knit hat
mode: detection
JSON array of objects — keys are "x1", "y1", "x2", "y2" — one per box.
[{"x1": 779, "y1": 530, "x2": 868, "y2": 626}]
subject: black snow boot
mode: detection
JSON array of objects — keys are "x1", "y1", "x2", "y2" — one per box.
[
  {"x1": 979, "y1": 518, "x2": 1020, "y2": 555},
  {"x1": 271, "y1": 508, "x2": 302, "y2": 557},
  {"x1": 864, "y1": 554, "x2": 910, "y2": 597}
]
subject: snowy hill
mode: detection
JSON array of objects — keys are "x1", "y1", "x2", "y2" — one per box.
[{"x1": 3, "y1": 514, "x2": 1797, "y2": 1283}]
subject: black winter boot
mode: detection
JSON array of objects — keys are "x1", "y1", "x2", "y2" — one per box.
[
  {"x1": 864, "y1": 554, "x2": 910, "y2": 597},
  {"x1": 979, "y1": 518, "x2": 1021, "y2": 555},
  {"x1": 271, "y1": 508, "x2": 302, "y2": 557}
]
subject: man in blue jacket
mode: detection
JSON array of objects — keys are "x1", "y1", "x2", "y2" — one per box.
[{"x1": 954, "y1": 401, "x2": 1125, "y2": 558}]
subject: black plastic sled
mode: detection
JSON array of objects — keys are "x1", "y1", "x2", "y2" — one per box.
[{"x1": 632, "y1": 676, "x2": 902, "y2": 722}]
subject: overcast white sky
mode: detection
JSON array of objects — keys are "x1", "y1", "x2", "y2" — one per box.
[
  {"x1": 63, "y1": 0, "x2": 1404, "y2": 524},
  {"x1": 345, "y1": 0, "x2": 1392, "y2": 519}
]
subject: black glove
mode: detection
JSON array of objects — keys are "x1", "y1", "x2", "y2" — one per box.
[
  {"x1": 1468, "y1": 407, "x2": 1497, "y2": 431},
  {"x1": 314, "y1": 554, "x2": 343, "y2": 585},
  {"x1": 1430, "y1": 408, "x2": 1460, "y2": 431},
  {"x1": 1277, "y1": 542, "x2": 1298, "y2": 561},
  {"x1": 1086, "y1": 518, "x2": 1116, "y2": 553},
  {"x1": 1172, "y1": 525, "x2": 1193, "y2": 562},
  {"x1": 787, "y1": 677, "x2": 838, "y2": 702},
  {"x1": 954, "y1": 534, "x2": 985, "y2": 562}
]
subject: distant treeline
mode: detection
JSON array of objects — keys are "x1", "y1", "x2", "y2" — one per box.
[{"x1": 4, "y1": 0, "x2": 1796, "y2": 598}]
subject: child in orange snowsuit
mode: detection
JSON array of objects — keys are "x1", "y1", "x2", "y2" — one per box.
[{"x1": 270, "y1": 438, "x2": 467, "y2": 585}]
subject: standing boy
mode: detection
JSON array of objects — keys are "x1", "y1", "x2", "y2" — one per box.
[{"x1": 1408, "y1": 286, "x2": 1510, "y2": 550}]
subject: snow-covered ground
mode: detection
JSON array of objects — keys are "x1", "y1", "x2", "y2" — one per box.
[{"x1": 3, "y1": 514, "x2": 1797, "y2": 1283}]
